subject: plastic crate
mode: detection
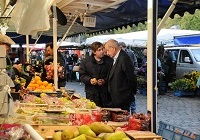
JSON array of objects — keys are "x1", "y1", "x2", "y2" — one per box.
[
  {"x1": 158, "y1": 121, "x2": 200, "y2": 140},
  {"x1": 174, "y1": 90, "x2": 194, "y2": 97}
]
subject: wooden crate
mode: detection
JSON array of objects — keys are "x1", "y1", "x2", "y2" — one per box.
[
  {"x1": 126, "y1": 130, "x2": 162, "y2": 140},
  {"x1": 31, "y1": 125, "x2": 78, "y2": 138}
]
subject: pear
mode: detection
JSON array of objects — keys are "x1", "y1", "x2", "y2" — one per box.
[
  {"x1": 61, "y1": 129, "x2": 74, "y2": 140},
  {"x1": 122, "y1": 137, "x2": 131, "y2": 140},
  {"x1": 73, "y1": 128, "x2": 80, "y2": 137},
  {"x1": 104, "y1": 131, "x2": 127, "y2": 140},
  {"x1": 85, "y1": 135, "x2": 101, "y2": 140},
  {"x1": 52, "y1": 131, "x2": 62, "y2": 140},
  {"x1": 71, "y1": 134, "x2": 87, "y2": 140},
  {"x1": 90, "y1": 122, "x2": 114, "y2": 135},
  {"x1": 78, "y1": 125, "x2": 96, "y2": 137},
  {"x1": 98, "y1": 133, "x2": 107, "y2": 139}
]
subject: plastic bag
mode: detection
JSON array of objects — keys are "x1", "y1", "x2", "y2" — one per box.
[{"x1": 11, "y1": 0, "x2": 53, "y2": 36}]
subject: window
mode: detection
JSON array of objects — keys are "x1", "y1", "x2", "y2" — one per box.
[
  {"x1": 179, "y1": 50, "x2": 191, "y2": 63},
  {"x1": 191, "y1": 49, "x2": 200, "y2": 62}
]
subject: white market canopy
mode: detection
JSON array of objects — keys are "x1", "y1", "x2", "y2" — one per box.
[
  {"x1": 11, "y1": 41, "x2": 80, "y2": 50},
  {"x1": 85, "y1": 29, "x2": 200, "y2": 46}
]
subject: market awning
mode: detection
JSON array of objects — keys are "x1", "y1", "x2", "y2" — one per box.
[
  {"x1": 174, "y1": 34, "x2": 200, "y2": 45},
  {"x1": 1, "y1": 0, "x2": 200, "y2": 38},
  {"x1": 56, "y1": 0, "x2": 200, "y2": 37},
  {"x1": 6, "y1": 32, "x2": 61, "y2": 44}
]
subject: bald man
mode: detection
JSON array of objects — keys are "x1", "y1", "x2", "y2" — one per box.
[{"x1": 104, "y1": 39, "x2": 137, "y2": 112}]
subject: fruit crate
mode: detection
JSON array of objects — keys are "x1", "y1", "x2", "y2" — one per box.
[
  {"x1": 126, "y1": 130, "x2": 162, "y2": 140},
  {"x1": 158, "y1": 121, "x2": 200, "y2": 140},
  {"x1": 31, "y1": 125, "x2": 78, "y2": 139},
  {"x1": 29, "y1": 91, "x2": 62, "y2": 97}
]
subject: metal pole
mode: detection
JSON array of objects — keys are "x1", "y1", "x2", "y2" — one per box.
[
  {"x1": 147, "y1": 0, "x2": 158, "y2": 133},
  {"x1": 53, "y1": 2, "x2": 58, "y2": 89},
  {"x1": 26, "y1": 35, "x2": 30, "y2": 63},
  {"x1": 157, "y1": 0, "x2": 178, "y2": 33}
]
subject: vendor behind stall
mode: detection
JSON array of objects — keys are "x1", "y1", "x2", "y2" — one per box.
[
  {"x1": 42, "y1": 42, "x2": 67, "y2": 88},
  {"x1": 10, "y1": 61, "x2": 32, "y2": 92}
]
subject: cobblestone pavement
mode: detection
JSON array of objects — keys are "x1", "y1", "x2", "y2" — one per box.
[{"x1": 65, "y1": 81, "x2": 200, "y2": 134}]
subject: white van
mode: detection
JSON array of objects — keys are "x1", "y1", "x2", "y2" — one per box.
[{"x1": 165, "y1": 46, "x2": 200, "y2": 79}]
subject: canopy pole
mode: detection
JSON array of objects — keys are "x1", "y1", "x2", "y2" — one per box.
[
  {"x1": 26, "y1": 35, "x2": 30, "y2": 63},
  {"x1": 57, "y1": 14, "x2": 79, "y2": 49},
  {"x1": 147, "y1": 0, "x2": 158, "y2": 133},
  {"x1": 29, "y1": 32, "x2": 43, "y2": 53},
  {"x1": 157, "y1": 0, "x2": 178, "y2": 33},
  {"x1": 53, "y1": 2, "x2": 58, "y2": 90}
]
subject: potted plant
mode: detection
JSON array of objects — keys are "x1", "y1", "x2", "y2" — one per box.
[
  {"x1": 137, "y1": 76, "x2": 147, "y2": 95},
  {"x1": 171, "y1": 78, "x2": 194, "y2": 97},
  {"x1": 183, "y1": 71, "x2": 200, "y2": 95}
]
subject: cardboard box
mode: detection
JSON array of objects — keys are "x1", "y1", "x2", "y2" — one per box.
[{"x1": 126, "y1": 130, "x2": 162, "y2": 140}]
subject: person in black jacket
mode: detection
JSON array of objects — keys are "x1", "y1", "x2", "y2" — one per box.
[
  {"x1": 42, "y1": 42, "x2": 66, "y2": 88},
  {"x1": 79, "y1": 42, "x2": 113, "y2": 107},
  {"x1": 104, "y1": 39, "x2": 137, "y2": 112}
]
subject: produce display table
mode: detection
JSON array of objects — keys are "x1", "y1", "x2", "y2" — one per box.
[{"x1": 4, "y1": 75, "x2": 162, "y2": 140}]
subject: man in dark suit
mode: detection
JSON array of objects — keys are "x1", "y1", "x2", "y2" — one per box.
[{"x1": 104, "y1": 39, "x2": 137, "y2": 112}]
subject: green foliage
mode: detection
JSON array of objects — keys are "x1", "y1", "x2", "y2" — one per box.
[
  {"x1": 183, "y1": 71, "x2": 200, "y2": 90},
  {"x1": 171, "y1": 78, "x2": 193, "y2": 91},
  {"x1": 165, "y1": 10, "x2": 200, "y2": 30}
]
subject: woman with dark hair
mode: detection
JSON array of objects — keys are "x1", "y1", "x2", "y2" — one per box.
[{"x1": 79, "y1": 42, "x2": 113, "y2": 107}]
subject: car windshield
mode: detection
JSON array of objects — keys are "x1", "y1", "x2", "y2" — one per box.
[{"x1": 191, "y1": 49, "x2": 200, "y2": 62}]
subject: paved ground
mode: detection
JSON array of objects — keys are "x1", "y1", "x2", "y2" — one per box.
[{"x1": 65, "y1": 81, "x2": 200, "y2": 134}]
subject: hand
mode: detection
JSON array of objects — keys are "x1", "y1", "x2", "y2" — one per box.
[
  {"x1": 90, "y1": 78, "x2": 98, "y2": 85},
  {"x1": 97, "y1": 79, "x2": 105, "y2": 86}
]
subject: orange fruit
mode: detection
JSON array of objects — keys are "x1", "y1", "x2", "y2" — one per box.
[
  {"x1": 28, "y1": 83, "x2": 34, "y2": 87},
  {"x1": 34, "y1": 76, "x2": 41, "y2": 81},
  {"x1": 40, "y1": 85, "x2": 45, "y2": 89},
  {"x1": 43, "y1": 81, "x2": 48, "y2": 86},
  {"x1": 27, "y1": 87, "x2": 32, "y2": 91},
  {"x1": 48, "y1": 83, "x2": 53, "y2": 87},
  {"x1": 36, "y1": 80, "x2": 43, "y2": 86},
  {"x1": 34, "y1": 84, "x2": 39, "y2": 88},
  {"x1": 30, "y1": 80, "x2": 36, "y2": 84}
]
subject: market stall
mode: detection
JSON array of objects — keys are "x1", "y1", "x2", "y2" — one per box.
[{"x1": 2, "y1": 0, "x2": 200, "y2": 139}]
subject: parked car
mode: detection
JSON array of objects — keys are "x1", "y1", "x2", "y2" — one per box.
[{"x1": 165, "y1": 46, "x2": 200, "y2": 79}]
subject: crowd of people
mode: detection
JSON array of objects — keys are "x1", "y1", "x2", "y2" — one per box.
[{"x1": 1, "y1": 34, "x2": 173, "y2": 114}]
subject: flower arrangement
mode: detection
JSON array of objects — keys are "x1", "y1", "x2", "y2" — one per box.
[
  {"x1": 171, "y1": 78, "x2": 193, "y2": 91},
  {"x1": 183, "y1": 71, "x2": 200, "y2": 90}
]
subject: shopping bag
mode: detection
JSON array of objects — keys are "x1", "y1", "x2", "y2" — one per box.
[{"x1": 72, "y1": 66, "x2": 80, "y2": 72}]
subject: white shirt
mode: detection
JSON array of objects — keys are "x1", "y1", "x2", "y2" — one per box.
[{"x1": 113, "y1": 49, "x2": 121, "y2": 65}]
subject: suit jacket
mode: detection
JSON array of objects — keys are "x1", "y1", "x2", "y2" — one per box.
[{"x1": 108, "y1": 49, "x2": 137, "y2": 110}]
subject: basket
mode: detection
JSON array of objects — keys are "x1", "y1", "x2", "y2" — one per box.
[{"x1": 158, "y1": 121, "x2": 200, "y2": 140}]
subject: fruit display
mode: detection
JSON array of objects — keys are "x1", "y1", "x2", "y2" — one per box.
[
  {"x1": 51, "y1": 122, "x2": 131, "y2": 140},
  {"x1": 14, "y1": 76, "x2": 26, "y2": 87},
  {"x1": 26, "y1": 76, "x2": 55, "y2": 92},
  {"x1": 72, "y1": 98, "x2": 97, "y2": 109},
  {"x1": 122, "y1": 113, "x2": 151, "y2": 131},
  {"x1": 44, "y1": 62, "x2": 65, "y2": 80}
]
